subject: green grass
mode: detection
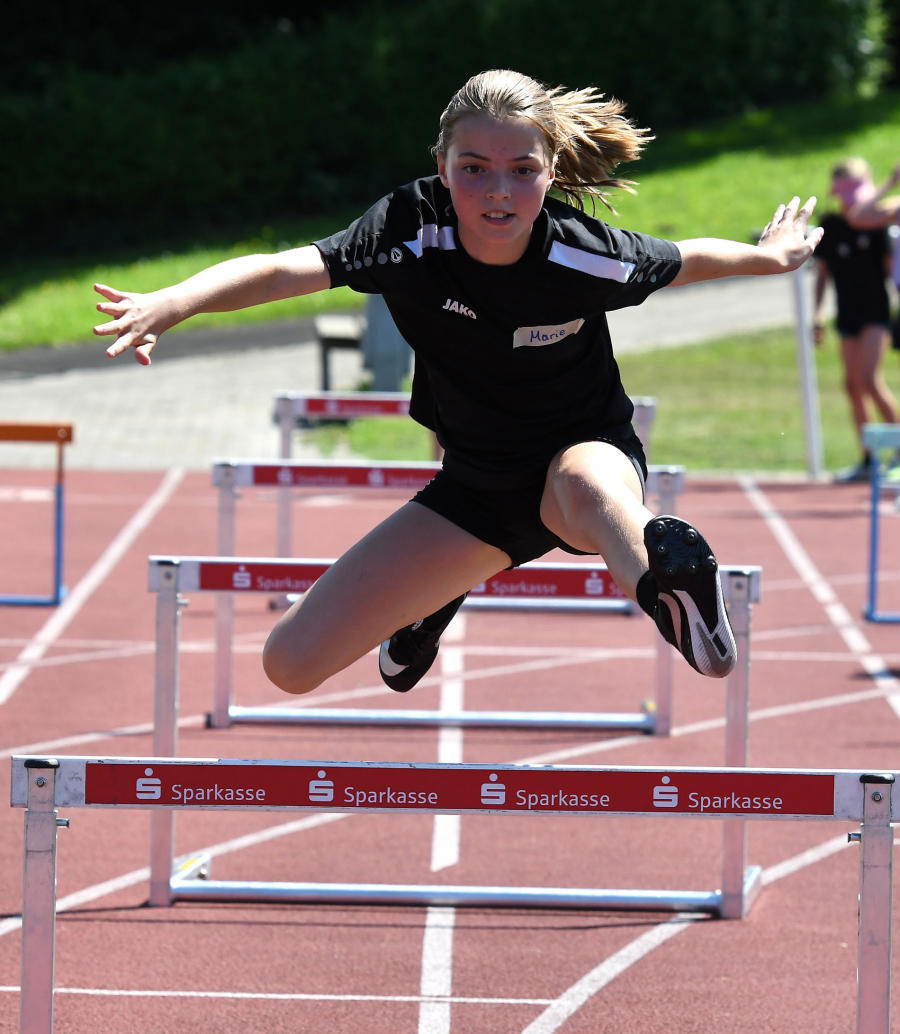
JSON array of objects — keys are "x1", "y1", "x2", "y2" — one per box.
[
  {"x1": 0, "y1": 216, "x2": 365, "y2": 352},
  {"x1": 605, "y1": 90, "x2": 900, "y2": 242},
  {"x1": 304, "y1": 324, "x2": 900, "y2": 473},
  {"x1": 5, "y1": 89, "x2": 900, "y2": 352}
]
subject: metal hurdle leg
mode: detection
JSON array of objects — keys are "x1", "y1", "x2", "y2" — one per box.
[
  {"x1": 720, "y1": 571, "x2": 762, "y2": 919},
  {"x1": 211, "y1": 467, "x2": 237, "y2": 730},
  {"x1": 149, "y1": 563, "x2": 181, "y2": 907},
  {"x1": 866, "y1": 460, "x2": 882, "y2": 621},
  {"x1": 277, "y1": 396, "x2": 294, "y2": 559},
  {"x1": 857, "y1": 773, "x2": 894, "y2": 1034},
  {"x1": 20, "y1": 758, "x2": 64, "y2": 1034}
]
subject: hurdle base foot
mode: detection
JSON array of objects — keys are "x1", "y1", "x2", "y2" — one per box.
[{"x1": 173, "y1": 852, "x2": 212, "y2": 883}]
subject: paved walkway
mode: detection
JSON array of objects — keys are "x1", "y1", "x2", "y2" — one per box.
[{"x1": 0, "y1": 270, "x2": 829, "y2": 470}]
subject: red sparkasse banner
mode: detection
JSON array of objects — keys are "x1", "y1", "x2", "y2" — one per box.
[
  {"x1": 304, "y1": 397, "x2": 410, "y2": 417},
  {"x1": 472, "y1": 566, "x2": 625, "y2": 600},
  {"x1": 84, "y1": 763, "x2": 836, "y2": 817},
  {"x1": 251, "y1": 465, "x2": 437, "y2": 489},
  {"x1": 198, "y1": 561, "x2": 331, "y2": 593}
]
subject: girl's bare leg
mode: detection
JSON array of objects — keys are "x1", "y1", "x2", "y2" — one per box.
[
  {"x1": 841, "y1": 327, "x2": 899, "y2": 440},
  {"x1": 263, "y1": 502, "x2": 509, "y2": 694},
  {"x1": 539, "y1": 441, "x2": 653, "y2": 600},
  {"x1": 541, "y1": 440, "x2": 737, "y2": 677}
]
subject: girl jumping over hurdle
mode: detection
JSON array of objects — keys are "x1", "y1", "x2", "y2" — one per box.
[{"x1": 95, "y1": 69, "x2": 822, "y2": 691}]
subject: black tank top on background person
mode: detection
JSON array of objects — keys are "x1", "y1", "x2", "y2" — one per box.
[
  {"x1": 314, "y1": 176, "x2": 682, "y2": 490},
  {"x1": 814, "y1": 213, "x2": 890, "y2": 325}
]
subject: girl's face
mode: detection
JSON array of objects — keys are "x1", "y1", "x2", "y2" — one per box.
[{"x1": 437, "y1": 113, "x2": 555, "y2": 265}]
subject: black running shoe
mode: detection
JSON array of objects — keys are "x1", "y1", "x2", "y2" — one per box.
[
  {"x1": 379, "y1": 593, "x2": 468, "y2": 692},
  {"x1": 644, "y1": 516, "x2": 736, "y2": 678}
]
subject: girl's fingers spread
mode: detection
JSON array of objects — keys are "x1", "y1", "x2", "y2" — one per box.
[
  {"x1": 105, "y1": 333, "x2": 135, "y2": 357},
  {"x1": 134, "y1": 342, "x2": 154, "y2": 365},
  {"x1": 93, "y1": 283, "x2": 126, "y2": 302},
  {"x1": 806, "y1": 225, "x2": 825, "y2": 248},
  {"x1": 95, "y1": 301, "x2": 125, "y2": 316},
  {"x1": 785, "y1": 196, "x2": 801, "y2": 219},
  {"x1": 772, "y1": 204, "x2": 786, "y2": 224},
  {"x1": 93, "y1": 316, "x2": 128, "y2": 336}
]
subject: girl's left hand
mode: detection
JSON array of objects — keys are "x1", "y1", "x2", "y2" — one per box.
[{"x1": 757, "y1": 197, "x2": 824, "y2": 272}]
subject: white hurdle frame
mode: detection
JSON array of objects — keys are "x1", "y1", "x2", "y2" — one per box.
[
  {"x1": 12, "y1": 757, "x2": 895, "y2": 1034},
  {"x1": 273, "y1": 390, "x2": 657, "y2": 558},
  {"x1": 156, "y1": 551, "x2": 754, "y2": 738},
  {"x1": 210, "y1": 458, "x2": 684, "y2": 732},
  {"x1": 147, "y1": 559, "x2": 761, "y2": 918}
]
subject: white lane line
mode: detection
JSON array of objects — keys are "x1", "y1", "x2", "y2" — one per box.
[
  {"x1": 431, "y1": 619, "x2": 465, "y2": 874},
  {"x1": 0, "y1": 812, "x2": 347, "y2": 940},
  {"x1": 520, "y1": 915, "x2": 701, "y2": 1034},
  {"x1": 518, "y1": 830, "x2": 858, "y2": 1034},
  {"x1": 0, "y1": 468, "x2": 185, "y2": 707},
  {"x1": 421, "y1": 616, "x2": 465, "y2": 1034},
  {"x1": 740, "y1": 477, "x2": 900, "y2": 716},
  {"x1": 519, "y1": 675, "x2": 900, "y2": 767},
  {"x1": 760, "y1": 834, "x2": 851, "y2": 885},
  {"x1": 418, "y1": 906, "x2": 456, "y2": 1034},
  {"x1": 0, "y1": 987, "x2": 553, "y2": 1005}
]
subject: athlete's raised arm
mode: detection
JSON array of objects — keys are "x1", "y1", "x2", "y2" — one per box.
[
  {"x1": 668, "y1": 196, "x2": 823, "y2": 287},
  {"x1": 93, "y1": 244, "x2": 331, "y2": 365}
]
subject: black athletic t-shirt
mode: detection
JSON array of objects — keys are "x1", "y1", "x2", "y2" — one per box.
[
  {"x1": 814, "y1": 213, "x2": 889, "y2": 322},
  {"x1": 315, "y1": 176, "x2": 681, "y2": 488}
]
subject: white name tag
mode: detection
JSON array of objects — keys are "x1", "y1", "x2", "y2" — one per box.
[{"x1": 513, "y1": 318, "x2": 585, "y2": 349}]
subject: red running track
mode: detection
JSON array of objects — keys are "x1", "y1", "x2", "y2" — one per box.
[{"x1": 1, "y1": 468, "x2": 900, "y2": 1033}]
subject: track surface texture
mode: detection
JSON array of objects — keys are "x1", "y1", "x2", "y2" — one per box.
[{"x1": 1, "y1": 468, "x2": 899, "y2": 1033}]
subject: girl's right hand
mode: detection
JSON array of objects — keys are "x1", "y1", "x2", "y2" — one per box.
[{"x1": 93, "y1": 283, "x2": 181, "y2": 365}]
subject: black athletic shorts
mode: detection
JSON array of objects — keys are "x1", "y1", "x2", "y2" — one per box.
[
  {"x1": 412, "y1": 435, "x2": 647, "y2": 568},
  {"x1": 837, "y1": 299, "x2": 891, "y2": 338}
]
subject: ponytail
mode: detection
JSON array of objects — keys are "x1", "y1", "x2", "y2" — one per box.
[{"x1": 434, "y1": 70, "x2": 651, "y2": 213}]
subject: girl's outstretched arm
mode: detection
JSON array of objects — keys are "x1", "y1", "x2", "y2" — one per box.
[
  {"x1": 669, "y1": 196, "x2": 823, "y2": 287},
  {"x1": 93, "y1": 244, "x2": 331, "y2": 365},
  {"x1": 848, "y1": 161, "x2": 900, "y2": 227}
]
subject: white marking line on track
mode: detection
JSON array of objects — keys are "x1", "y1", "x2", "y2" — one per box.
[
  {"x1": 0, "y1": 988, "x2": 554, "y2": 1005},
  {"x1": 519, "y1": 915, "x2": 701, "y2": 1034},
  {"x1": 418, "y1": 907, "x2": 457, "y2": 1034},
  {"x1": 0, "y1": 813, "x2": 347, "y2": 940},
  {"x1": 421, "y1": 615, "x2": 465, "y2": 1034},
  {"x1": 517, "y1": 832, "x2": 858, "y2": 1034},
  {"x1": 0, "y1": 467, "x2": 185, "y2": 707},
  {"x1": 739, "y1": 477, "x2": 900, "y2": 716}
]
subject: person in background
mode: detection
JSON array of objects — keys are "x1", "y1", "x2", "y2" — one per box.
[{"x1": 813, "y1": 157, "x2": 898, "y2": 483}]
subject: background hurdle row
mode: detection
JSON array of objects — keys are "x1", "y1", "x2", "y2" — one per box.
[
  {"x1": 150, "y1": 552, "x2": 756, "y2": 739},
  {"x1": 12, "y1": 757, "x2": 896, "y2": 1034},
  {"x1": 271, "y1": 391, "x2": 658, "y2": 559},
  {"x1": 0, "y1": 423, "x2": 72, "y2": 607},
  {"x1": 146, "y1": 557, "x2": 762, "y2": 919},
  {"x1": 208, "y1": 459, "x2": 686, "y2": 733}
]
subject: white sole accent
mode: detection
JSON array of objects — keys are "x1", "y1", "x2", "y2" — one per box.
[{"x1": 379, "y1": 640, "x2": 407, "y2": 677}]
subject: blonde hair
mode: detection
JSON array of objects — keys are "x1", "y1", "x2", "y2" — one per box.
[
  {"x1": 433, "y1": 69, "x2": 651, "y2": 213},
  {"x1": 832, "y1": 157, "x2": 872, "y2": 181}
]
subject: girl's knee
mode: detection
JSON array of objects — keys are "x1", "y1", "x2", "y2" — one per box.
[{"x1": 262, "y1": 627, "x2": 322, "y2": 695}]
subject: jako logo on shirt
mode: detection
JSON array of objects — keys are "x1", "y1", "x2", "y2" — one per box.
[
  {"x1": 442, "y1": 298, "x2": 477, "y2": 319},
  {"x1": 513, "y1": 318, "x2": 584, "y2": 348}
]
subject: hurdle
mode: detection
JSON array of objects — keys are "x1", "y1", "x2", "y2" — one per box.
[
  {"x1": 272, "y1": 390, "x2": 658, "y2": 558},
  {"x1": 12, "y1": 757, "x2": 896, "y2": 1034},
  {"x1": 151, "y1": 553, "x2": 756, "y2": 736},
  {"x1": 0, "y1": 423, "x2": 73, "y2": 606},
  {"x1": 148, "y1": 557, "x2": 762, "y2": 918},
  {"x1": 862, "y1": 424, "x2": 900, "y2": 622},
  {"x1": 210, "y1": 456, "x2": 684, "y2": 725}
]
